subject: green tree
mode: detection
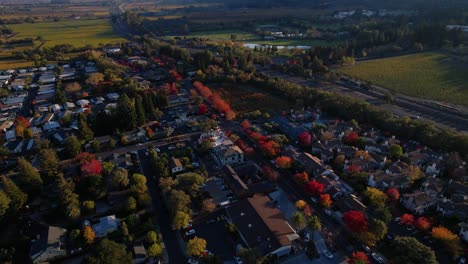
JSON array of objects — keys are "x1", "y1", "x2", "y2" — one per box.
[
  {"x1": 363, "y1": 187, "x2": 388, "y2": 208},
  {"x1": 82, "y1": 200, "x2": 95, "y2": 213},
  {"x1": 79, "y1": 174, "x2": 106, "y2": 200},
  {"x1": 39, "y1": 148, "x2": 60, "y2": 180},
  {"x1": 1, "y1": 176, "x2": 27, "y2": 211},
  {"x1": 116, "y1": 94, "x2": 136, "y2": 130},
  {"x1": 173, "y1": 210, "x2": 190, "y2": 230},
  {"x1": 78, "y1": 113, "x2": 94, "y2": 142},
  {"x1": 388, "y1": 144, "x2": 403, "y2": 159},
  {"x1": 369, "y1": 218, "x2": 387, "y2": 241},
  {"x1": 17, "y1": 158, "x2": 43, "y2": 193},
  {"x1": 186, "y1": 236, "x2": 207, "y2": 257},
  {"x1": 125, "y1": 196, "x2": 137, "y2": 212},
  {"x1": 64, "y1": 135, "x2": 82, "y2": 158},
  {"x1": 373, "y1": 207, "x2": 392, "y2": 224},
  {"x1": 135, "y1": 95, "x2": 146, "y2": 126},
  {"x1": 147, "y1": 243, "x2": 162, "y2": 258},
  {"x1": 167, "y1": 189, "x2": 191, "y2": 215},
  {"x1": 86, "y1": 239, "x2": 133, "y2": 264},
  {"x1": 146, "y1": 231, "x2": 158, "y2": 244},
  {"x1": 101, "y1": 162, "x2": 115, "y2": 177},
  {"x1": 53, "y1": 88, "x2": 67, "y2": 104},
  {"x1": 391, "y1": 236, "x2": 437, "y2": 264},
  {"x1": 110, "y1": 167, "x2": 129, "y2": 189},
  {"x1": 0, "y1": 190, "x2": 10, "y2": 218},
  {"x1": 308, "y1": 215, "x2": 322, "y2": 231},
  {"x1": 176, "y1": 172, "x2": 204, "y2": 193},
  {"x1": 290, "y1": 211, "x2": 307, "y2": 231}
]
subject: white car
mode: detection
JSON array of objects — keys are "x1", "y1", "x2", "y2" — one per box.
[
  {"x1": 188, "y1": 259, "x2": 199, "y2": 264},
  {"x1": 371, "y1": 253, "x2": 385, "y2": 264},
  {"x1": 185, "y1": 229, "x2": 196, "y2": 236},
  {"x1": 310, "y1": 197, "x2": 317, "y2": 203},
  {"x1": 155, "y1": 148, "x2": 161, "y2": 152},
  {"x1": 322, "y1": 250, "x2": 333, "y2": 259},
  {"x1": 235, "y1": 256, "x2": 243, "y2": 264},
  {"x1": 394, "y1": 217, "x2": 401, "y2": 223},
  {"x1": 324, "y1": 210, "x2": 332, "y2": 216},
  {"x1": 168, "y1": 146, "x2": 176, "y2": 150},
  {"x1": 304, "y1": 232, "x2": 311, "y2": 242}
]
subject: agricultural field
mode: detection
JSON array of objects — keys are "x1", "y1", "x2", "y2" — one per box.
[
  {"x1": 7, "y1": 19, "x2": 124, "y2": 48},
  {"x1": 0, "y1": 60, "x2": 35, "y2": 71},
  {"x1": 188, "y1": 30, "x2": 255, "y2": 41},
  {"x1": 338, "y1": 53, "x2": 468, "y2": 106},
  {"x1": 214, "y1": 84, "x2": 294, "y2": 114}
]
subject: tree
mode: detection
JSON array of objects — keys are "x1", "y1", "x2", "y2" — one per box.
[
  {"x1": 146, "y1": 231, "x2": 158, "y2": 245},
  {"x1": 86, "y1": 72, "x2": 104, "y2": 87},
  {"x1": 17, "y1": 158, "x2": 43, "y2": 193},
  {"x1": 173, "y1": 210, "x2": 190, "y2": 230},
  {"x1": 0, "y1": 190, "x2": 10, "y2": 218},
  {"x1": 385, "y1": 188, "x2": 400, "y2": 201},
  {"x1": 116, "y1": 94, "x2": 136, "y2": 131},
  {"x1": 77, "y1": 113, "x2": 94, "y2": 143},
  {"x1": 373, "y1": 208, "x2": 392, "y2": 224},
  {"x1": 186, "y1": 237, "x2": 207, "y2": 257},
  {"x1": 81, "y1": 159, "x2": 103, "y2": 176},
  {"x1": 344, "y1": 131, "x2": 359, "y2": 145},
  {"x1": 295, "y1": 200, "x2": 307, "y2": 210},
  {"x1": 167, "y1": 189, "x2": 191, "y2": 215},
  {"x1": 275, "y1": 156, "x2": 292, "y2": 169},
  {"x1": 83, "y1": 225, "x2": 95, "y2": 244},
  {"x1": 1, "y1": 176, "x2": 27, "y2": 211},
  {"x1": 298, "y1": 131, "x2": 312, "y2": 146},
  {"x1": 197, "y1": 103, "x2": 208, "y2": 115},
  {"x1": 431, "y1": 226, "x2": 457, "y2": 241},
  {"x1": 64, "y1": 135, "x2": 81, "y2": 158},
  {"x1": 388, "y1": 144, "x2": 403, "y2": 159},
  {"x1": 262, "y1": 165, "x2": 279, "y2": 183},
  {"x1": 343, "y1": 210, "x2": 368, "y2": 233},
  {"x1": 53, "y1": 88, "x2": 67, "y2": 104},
  {"x1": 110, "y1": 167, "x2": 129, "y2": 189},
  {"x1": 64, "y1": 82, "x2": 82, "y2": 94},
  {"x1": 101, "y1": 162, "x2": 115, "y2": 177},
  {"x1": 125, "y1": 197, "x2": 137, "y2": 212},
  {"x1": 307, "y1": 180, "x2": 324, "y2": 196},
  {"x1": 369, "y1": 219, "x2": 387, "y2": 241},
  {"x1": 135, "y1": 96, "x2": 146, "y2": 126},
  {"x1": 320, "y1": 194, "x2": 332, "y2": 208},
  {"x1": 308, "y1": 215, "x2": 322, "y2": 231},
  {"x1": 391, "y1": 236, "x2": 437, "y2": 264},
  {"x1": 363, "y1": 187, "x2": 387, "y2": 208},
  {"x1": 83, "y1": 200, "x2": 95, "y2": 213},
  {"x1": 40, "y1": 148, "x2": 60, "y2": 180},
  {"x1": 400, "y1": 214, "x2": 414, "y2": 226},
  {"x1": 347, "y1": 251, "x2": 370, "y2": 264},
  {"x1": 290, "y1": 211, "x2": 307, "y2": 231},
  {"x1": 414, "y1": 217, "x2": 431, "y2": 231},
  {"x1": 159, "y1": 177, "x2": 178, "y2": 194},
  {"x1": 202, "y1": 199, "x2": 216, "y2": 213},
  {"x1": 293, "y1": 172, "x2": 309, "y2": 185},
  {"x1": 147, "y1": 243, "x2": 162, "y2": 258},
  {"x1": 86, "y1": 239, "x2": 133, "y2": 264}
]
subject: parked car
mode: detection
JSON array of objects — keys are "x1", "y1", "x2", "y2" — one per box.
[
  {"x1": 322, "y1": 250, "x2": 334, "y2": 259},
  {"x1": 324, "y1": 210, "x2": 332, "y2": 216},
  {"x1": 386, "y1": 234, "x2": 394, "y2": 240},
  {"x1": 185, "y1": 229, "x2": 196, "y2": 236},
  {"x1": 188, "y1": 259, "x2": 199, "y2": 264},
  {"x1": 234, "y1": 256, "x2": 243, "y2": 264},
  {"x1": 362, "y1": 245, "x2": 371, "y2": 253},
  {"x1": 394, "y1": 217, "x2": 401, "y2": 223},
  {"x1": 304, "y1": 232, "x2": 311, "y2": 242},
  {"x1": 310, "y1": 197, "x2": 317, "y2": 203},
  {"x1": 406, "y1": 225, "x2": 415, "y2": 231},
  {"x1": 371, "y1": 253, "x2": 385, "y2": 264}
]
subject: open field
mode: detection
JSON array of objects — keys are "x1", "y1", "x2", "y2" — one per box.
[
  {"x1": 214, "y1": 83, "x2": 293, "y2": 114},
  {"x1": 188, "y1": 30, "x2": 255, "y2": 41},
  {"x1": 250, "y1": 39, "x2": 338, "y2": 47},
  {"x1": 0, "y1": 60, "x2": 35, "y2": 71},
  {"x1": 7, "y1": 19, "x2": 125, "y2": 48},
  {"x1": 338, "y1": 53, "x2": 468, "y2": 106}
]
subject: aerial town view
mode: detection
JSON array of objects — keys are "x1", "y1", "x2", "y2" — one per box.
[{"x1": 0, "y1": 0, "x2": 467, "y2": 263}]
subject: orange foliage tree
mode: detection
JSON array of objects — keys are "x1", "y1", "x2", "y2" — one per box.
[
  {"x1": 293, "y1": 172, "x2": 309, "y2": 185},
  {"x1": 400, "y1": 214, "x2": 414, "y2": 226},
  {"x1": 296, "y1": 200, "x2": 307, "y2": 210},
  {"x1": 431, "y1": 226, "x2": 458, "y2": 241},
  {"x1": 320, "y1": 194, "x2": 332, "y2": 208},
  {"x1": 275, "y1": 156, "x2": 292, "y2": 169},
  {"x1": 414, "y1": 217, "x2": 432, "y2": 231},
  {"x1": 385, "y1": 188, "x2": 400, "y2": 201},
  {"x1": 347, "y1": 251, "x2": 370, "y2": 264}
]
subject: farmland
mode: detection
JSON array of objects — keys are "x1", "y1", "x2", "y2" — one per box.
[
  {"x1": 7, "y1": 19, "x2": 124, "y2": 48},
  {"x1": 338, "y1": 53, "x2": 468, "y2": 106}
]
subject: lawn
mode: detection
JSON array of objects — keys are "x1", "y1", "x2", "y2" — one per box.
[
  {"x1": 338, "y1": 53, "x2": 468, "y2": 106},
  {"x1": 214, "y1": 83, "x2": 294, "y2": 114},
  {"x1": 189, "y1": 30, "x2": 255, "y2": 41},
  {"x1": 7, "y1": 19, "x2": 125, "y2": 48}
]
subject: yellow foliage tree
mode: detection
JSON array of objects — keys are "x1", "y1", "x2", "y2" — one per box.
[
  {"x1": 82, "y1": 225, "x2": 95, "y2": 244},
  {"x1": 295, "y1": 200, "x2": 307, "y2": 210},
  {"x1": 186, "y1": 236, "x2": 207, "y2": 257}
]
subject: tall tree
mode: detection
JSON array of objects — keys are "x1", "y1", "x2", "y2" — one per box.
[
  {"x1": 363, "y1": 187, "x2": 387, "y2": 208},
  {"x1": 290, "y1": 211, "x2": 307, "y2": 231},
  {"x1": 391, "y1": 236, "x2": 437, "y2": 264},
  {"x1": 0, "y1": 190, "x2": 10, "y2": 218},
  {"x1": 308, "y1": 215, "x2": 322, "y2": 231},
  {"x1": 116, "y1": 94, "x2": 136, "y2": 130},
  {"x1": 17, "y1": 158, "x2": 43, "y2": 193},
  {"x1": 347, "y1": 251, "x2": 370, "y2": 264},
  {"x1": 110, "y1": 167, "x2": 129, "y2": 189},
  {"x1": 344, "y1": 210, "x2": 368, "y2": 233},
  {"x1": 1, "y1": 176, "x2": 27, "y2": 211},
  {"x1": 135, "y1": 95, "x2": 146, "y2": 126},
  {"x1": 86, "y1": 239, "x2": 133, "y2": 264},
  {"x1": 39, "y1": 148, "x2": 60, "y2": 180},
  {"x1": 83, "y1": 225, "x2": 95, "y2": 244},
  {"x1": 173, "y1": 210, "x2": 190, "y2": 230},
  {"x1": 78, "y1": 113, "x2": 94, "y2": 142},
  {"x1": 64, "y1": 135, "x2": 82, "y2": 158}
]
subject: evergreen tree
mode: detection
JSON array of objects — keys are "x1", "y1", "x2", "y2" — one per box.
[
  {"x1": 17, "y1": 158, "x2": 43, "y2": 193},
  {"x1": 116, "y1": 94, "x2": 136, "y2": 130},
  {"x1": 78, "y1": 113, "x2": 94, "y2": 142},
  {"x1": 142, "y1": 93, "x2": 156, "y2": 120},
  {"x1": 39, "y1": 148, "x2": 61, "y2": 180},
  {"x1": 135, "y1": 95, "x2": 146, "y2": 126},
  {"x1": 1, "y1": 176, "x2": 27, "y2": 211},
  {"x1": 53, "y1": 88, "x2": 67, "y2": 104},
  {"x1": 0, "y1": 190, "x2": 10, "y2": 218},
  {"x1": 64, "y1": 135, "x2": 82, "y2": 158}
]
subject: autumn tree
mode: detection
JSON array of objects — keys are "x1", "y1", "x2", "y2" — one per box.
[
  {"x1": 290, "y1": 211, "x2": 307, "y2": 231},
  {"x1": 385, "y1": 188, "x2": 400, "y2": 201},
  {"x1": 202, "y1": 198, "x2": 216, "y2": 212},
  {"x1": 298, "y1": 131, "x2": 312, "y2": 146},
  {"x1": 343, "y1": 131, "x2": 359, "y2": 145},
  {"x1": 125, "y1": 197, "x2": 137, "y2": 212},
  {"x1": 308, "y1": 215, "x2": 322, "y2": 231},
  {"x1": 414, "y1": 217, "x2": 431, "y2": 231},
  {"x1": 83, "y1": 225, "x2": 95, "y2": 244},
  {"x1": 431, "y1": 226, "x2": 463, "y2": 256},
  {"x1": 400, "y1": 214, "x2": 414, "y2": 226},
  {"x1": 363, "y1": 187, "x2": 387, "y2": 208},
  {"x1": 173, "y1": 210, "x2": 190, "y2": 230},
  {"x1": 0, "y1": 190, "x2": 10, "y2": 218},
  {"x1": 307, "y1": 180, "x2": 324, "y2": 196},
  {"x1": 293, "y1": 172, "x2": 309, "y2": 185},
  {"x1": 86, "y1": 72, "x2": 105, "y2": 87},
  {"x1": 85, "y1": 239, "x2": 133, "y2": 264},
  {"x1": 147, "y1": 243, "x2": 162, "y2": 258},
  {"x1": 391, "y1": 236, "x2": 437, "y2": 264},
  {"x1": 347, "y1": 251, "x2": 370, "y2": 264},
  {"x1": 64, "y1": 82, "x2": 82, "y2": 94},
  {"x1": 146, "y1": 231, "x2": 158, "y2": 244},
  {"x1": 320, "y1": 194, "x2": 332, "y2": 208},
  {"x1": 404, "y1": 165, "x2": 424, "y2": 183},
  {"x1": 275, "y1": 156, "x2": 292, "y2": 169},
  {"x1": 110, "y1": 167, "x2": 129, "y2": 189},
  {"x1": 186, "y1": 237, "x2": 207, "y2": 257},
  {"x1": 17, "y1": 158, "x2": 43, "y2": 193},
  {"x1": 344, "y1": 210, "x2": 368, "y2": 233},
  {"x1": 262, "y1": 165, "x2": 279, "y2": 183},
  {"x1": 1, "y1": 176, "x2": 27, "y2": 211},
  {"x1": 81, "y1": 159, "x2": 103, "y2": 176},
  {"x1": 295, "y1": 200, "x2": 307, "y2": 210}
]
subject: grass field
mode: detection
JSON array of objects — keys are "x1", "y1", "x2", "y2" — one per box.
[
  {"x1": 250, "y1": 39, "x2": 337, "y2": 47},
  {"x1": 189, "y1": 30, "x2": 255, "y2": 41},
  {"x1": 338, "y1": 53, "x2": 468, "y2": 106},
  {"x1": 8, "y1": 19, "x2": 124, "y2": 48},
  {"x1": 214, "y1": 84, "x2": 293, "y2": 114},
  {"x1": 0, "y1": 60, "x2": 35, "y2": 71}
]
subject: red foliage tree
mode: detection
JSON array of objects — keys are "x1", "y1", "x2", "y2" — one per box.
[
  {"x1": 307, "y1": 180, "x2": 324, "y2": 196},
  {"x1": 343, "y1": 210, "x2": 368, "y2": 233},
  {"x1": 259, "y1": 140, "x2": 280, "y2": 157},
  {"x1": 347, "y1": 251, "x2": 370, "y2": 264},
  {"x1": 294, "y1": 172, "x2": 309, "y2": 185},
  {"x1": 275, "y1": 156, "x2": 292, "y2": 169},
  {"x1": 262, "y1": 165, "x2": 279, "y2": 183},
  {"x1": 385, "y1": 188, "x2": 400, "y2": 201},
  {"x1": 298, "y1": 131, "x2": 312, "y2": 146},
  {"x1": 15, "y1": 116, "x2": 30, "y2": 127},
  {"x1": 197, "y1": 104, "x2": 208, "y2": 115},
  {"x1": 415, "y1": 217, "x2": 431, "y2": 231},
  {"x1": 344, "y1": 131, "x2": 359, "y2": 145},
  {"x1": 400, "y1": 213, "x2": 415, "y2": 226},
  {"x1": 320, "y1": 194, "x2": 332, "y2": 208},
  {"x1": 75, "y1": 152, "x2": 95, "y2": 165},
  {"x1": 81, "y1": 159, "x2": 102, "y2": 176},
  {"x1": 240, "y1": 120, "x2": 251, "y2": 130},
  {"x1": 347, "y1": 164, "x2": 362, "y2": 174}
]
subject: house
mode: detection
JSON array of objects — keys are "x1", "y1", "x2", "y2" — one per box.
[
  {"x1": 311, "y1": 141, "x2": 334, "y2": 162},
  {"x1": 222, "y1": 165, "x2": 250, "y2": 199},
  {"x1": 5, "y1": 129, "x2": 16, "y2": 142},
  {"x1": 42, "y1": 121, "x2": 61, "y2": 132},
  {"x1": 458, "y1": 222, "x2": 468, "y2": 242},
  {"x1": 225, "y1": 194, "x2": 300, "y2": 257},
  {"x1": 0, "y1": 120, "x2": 14, "y2": 132},
  {"x1": 214, "y1": 145, "x2": 244, "y2": 167},
  {"x1": 316, "y1": 173, "x2": 354, "y2": 199},
  {"x1": 436, "y1": 196, "x2": 468, "y2": 220},
  {"x1": 335, "y1": 194, "x2": 367, "y2": 212},
  {"x1": 296, "y1": 152, "x2": 326, "y2": 177},
  {"x1": 271, "y1": 116, "x2": 307, "y2": 139},
  {"x1": 30, "y1": 225, "x2": 67, "y2": 263},
  {"x1": 91, "y1": 215, "x2": 119, "y2": 237},
  {"x1": 134, "y1": 244, "x2": 148, "y2": 264},
  {"x1": 368, "y1": 170, "x2": 411, "y2": 190},
  {"x1": 401, "y1": 191, "x2": 435, "y2": 214},
  {"x1": 420, "y1": 177, "x2": 445, "y2": 198},
  {"x1": 170, "y1": 157, "x2": 185, "y2": 174}
]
